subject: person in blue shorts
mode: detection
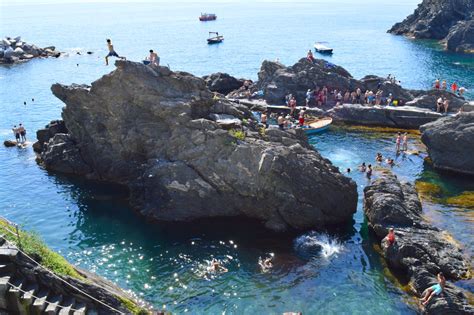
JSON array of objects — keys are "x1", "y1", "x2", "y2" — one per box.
[
  {"x1": 420, "y1": 272, "x2": 445, "y2": 306},
  {"x1": 105, "y1": 39, "x2": 126, "y2": 65}
]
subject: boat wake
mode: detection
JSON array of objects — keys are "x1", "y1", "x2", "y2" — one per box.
[{"x1": 294, "y1": 232, "x2": 343, "y2": 259}]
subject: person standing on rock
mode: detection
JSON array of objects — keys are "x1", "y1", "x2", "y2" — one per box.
[
  {"x1": 298, "y1": 107, "x2": 306, "y2": 126},
  {"x1": 420, "y1": 272, "x2": 445, "y2": 306},
  {"x1": 402, "y1": 132, "x2": 408, "y2": 151},
  {"x1": 436, "y1": 97, "x2": 444, "y2": 112},
  {"x1": 307, "y1": 50, "x2": 315, "y2": 63},
  {"x1": 289, "y1": 97, "x2": 297, "y2": 116},
  {"x1": 443, "y1": 98, "x2": 449, "y2": 114},
  {"x1": 395, "y1": 132, "x2": 401, "y2": 152},
  {"x1": 105, "y1": 39, "x2": 126, "y2": 66},
  {"x1": 12, "y1": 125, "x2": 20, "y2": 143},
  {"x1": 18, "y1": 123, "x2": 26, "y2": 143},
  {"x1": 451, "y1": 82, "x2": 457, "y2": 93},
  {"x1": 441, "y1": 80, "x2": 447, "y2": 90},
  {"x1": 434, "y1": 79, "x2": 440, "y2": 90},
  {"x1": 261, "y1": 111, "x2": 268, "y2": 129},
  {"x1": 386, "y1": 227, "x2": 396, "y2": 246}
]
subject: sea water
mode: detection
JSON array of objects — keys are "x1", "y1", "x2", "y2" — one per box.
[{"x1": 0, "y1": 1, "x2": 473, "y2": 314}]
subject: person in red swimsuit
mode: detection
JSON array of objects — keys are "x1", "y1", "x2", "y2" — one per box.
[{"x1": 387, "y1": 228, "x2": 396, "y2": 246}]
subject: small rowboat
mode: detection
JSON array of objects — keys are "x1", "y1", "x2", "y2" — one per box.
[
  {"x1": 199, "y1": 13, "x2": 217, "y2": 21},
  {"x1": 302, "y1": 117, "x2": 332, "y2": 134},
  {"x1": 314, "y1": 42, "x2": 333, "y2": 54},
  {"x1": 207, "y1": 32, "x2": 224, "y2": 44}
]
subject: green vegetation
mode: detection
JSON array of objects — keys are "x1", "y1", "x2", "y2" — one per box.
[
  {"x1": 444, "y1": 191, "x2": 474, "y2": 209},
  {"x1": 116, "y1": 296, "x2": 151, "y2": 315},
  {"x1": 0, "y1": 218, "x2": 83, "y2": 280},
  {"x1": 414, "y1": 181, "x2": 443, "y2": 202},
  {"x1": 229, "y1": 129, "x2": 246, "y2": 141}
]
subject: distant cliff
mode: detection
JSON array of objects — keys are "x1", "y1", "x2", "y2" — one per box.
[{"x1": 389, "y1": 0, "x2": 474, "y2": 53}]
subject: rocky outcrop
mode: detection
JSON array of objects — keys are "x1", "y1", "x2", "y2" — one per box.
[
  {"x1": 33, "y1": 120, "x2": 68, "y2": 153},
  {"x1": 420, "y1": 112, "x2": 474, "y2": 175},
  {"x1": 0, "y1": 36, "x2": 61, "y2": 64},
  {"x1": 203, "y1": 72, "x2": 245, "y2": 95},
  {"x1": 327, "y1": 104, "x2": 443, "y2": 129},
  {"x1": 364, "y1": 172, "x2": 472, "y2": 314},
  {"x1": 406, "y1": 89, "x2": 467, "y2": 112},
  {"x1": 389, "y1": 0, "x2": 474, "y2": 53},
  {"x1": 37, "y1": 60, "x2": 357, "y2": 232},
  {"x1": 256, "y1": 58, "x2": 416, "y2": 105}
]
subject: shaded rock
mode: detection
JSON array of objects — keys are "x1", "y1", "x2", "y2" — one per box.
[
  {"x1": 34, "y1": 120, "x2": 68, "y2": 153},
  {"x1": 446, "y1": 19, "x2": 474, "y2": 53},
  {"x1": 3, "y1": 140, "x2": 17, "y2": 147},
  {"x1": 203, "y1": 72, "x2": 245, "y2": 95},
  {"x1": 420, "y1": 112, "x2": 474, "y2": 175},
  {"x1": 364, "y1": 172, "x2": 472, "y2": 314},
  {"x1": 327, "y1": 104, "x2": 442, "y2": 129},
  {"x1": 38, "y1": 60, "x2": 358, "y2": 232},
  {"x1": 406, "y1": 89, "x2": 467, "y2": 112},
  {"x1": 389, "y1": 0, "x2": 474, "y2": 53}
]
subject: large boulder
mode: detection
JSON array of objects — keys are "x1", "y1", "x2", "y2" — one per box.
[
  {"x1": 256, "y1": 58, "x2": 416, "y2": 105},
  {"x1": 34, "y1": 120, "x2": 68, "y2": 153},
  {"x1": 420, "y1": 112, "x2": 474, "y2": 175},
  {"x1": 405, "y1": 89, "x2": 467, "y2": 112},
  {"x1": 388, "y1": 0, "x2": 474, "y2": 53},
  {"x1": 38, "y1": 60, "x2": 358, "y2": 232},
  {"x1": 0, "y1": 36, "x2": 60, "y2": 64},
  {"x1": 203, "y1": 72, "x2": 245, "y2": 95},
  {"x1": 327, "y1": 104, "x2": 442, "y2": 129},
  {"x1": 364, "y1": 172, "x2": 472, "y2": 314}
]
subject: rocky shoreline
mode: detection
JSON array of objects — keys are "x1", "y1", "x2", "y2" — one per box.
[
  {"x1": 0, "y1": 36, "x2": 61, "y2": 64},
  {"x1": 364, "y1": 171, "x2": 473, "y2": 314},
  {"x1": 389, "y1": 0, "x2": 474, "y2": 53},
  {"x1": 34, "y1": 60, "x2": 358, "y2": 232}
]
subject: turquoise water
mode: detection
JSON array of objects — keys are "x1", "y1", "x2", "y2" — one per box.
[{"x1": 0, "y1": 1, "x2": 473, "y2": 314}]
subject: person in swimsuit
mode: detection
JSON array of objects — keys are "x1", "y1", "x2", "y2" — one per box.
[
  {"x1": 386, "y1": 158, "x2": 395, "y2": 167},
  {"x1": 451, "y1": 82, "x2": 457, "y2": 93},
  {"x1": 307, "y1": 50, "x2": 315, "y2": 62},
  {"x1": 376, "y1": 152, "x2": 383, "y2": 163},
  {"x1": 209, "y1": 259, "x2": 228, "y2": 273},
  {"x1": 148, "y1": 50, "x2": 159, "y2": 66},
  {"x1": 261, "y1": 111, "x2": 268, "y2": 128},
  {"x1": 402, "y1": 132, "x2": 408, "y2": 151},
  {"x1": 18, "y1": 123, "x2": 26, "y2": 143},
  {"x1": 289, "y1": 97, "x2": 297, "y2": 116},
  {"x1": 386, "y1": 227, "x2": 395, "y2": 246},
  {"x1": 277, "y1": 114, "x2": 285, "y2": 130},
  {"x1": 434, "y1": 79, "x2": 440, "y2": 90},
  {"x1": 105, "y1": 39, "x2": 126, "y2": 66},
  {"x1": 420, "y1": 273, "x2": 446, "y2": 306},
  {"x1": 396, "y1": 132, "x2": 401, "y2": 152},
  {"x1": 359, "y1": 162, "x2": 367, "y2": 172},
  {"x1": 298, "y1": 107, "x2": 306, "y2": 126},
  {"x1": 12, "y1": 125, "x2": 20, "y2": 143},
  {"x1": 441, "y1": 80, "x2": 447, "y2": 90},
  {"x1": 443, "y1": 98, "x2": 449, "y2": 114},
  {"x1": 436, "y1": 97, "x2": 444, "y2": 112},
  {"x1": 366, "y1": 164, "x2": 373, "y2": 178}
]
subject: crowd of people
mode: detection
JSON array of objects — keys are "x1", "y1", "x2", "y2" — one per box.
[{"x1": 433, "y1": 79, "x2": 466, "y2": 97}]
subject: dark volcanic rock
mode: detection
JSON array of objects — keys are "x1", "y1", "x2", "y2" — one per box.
[
  {"x1": 38, "y1": 60, "x2": 358, "y2": 232},
  {"x1": 203, "y1": 72, "x2": 245, "y2": 95},
  {"x1": 327, "y1": 104, "x2": 442, "y2": 129},
  {"x1": 3, "y1": 140, "x2": 17, "y2": 147},
  {"x1": 406, "y1": 89, "x2": 467, "y2": 112},
  {"x1": 364, "y1": 172, "x2": 472, "y2": 314},
  {"x1": 389, "y1": 0, "x2": 474, "y2": 53},
  {"x1": 34, "y1": 119, "x2": 68, "y2": 153},
  {"x1": 420, "y1": 112, "x2": 474, "y2": 175},
  {"x1": 256, "y1": 58, "x2": 416, "y2": 105}
]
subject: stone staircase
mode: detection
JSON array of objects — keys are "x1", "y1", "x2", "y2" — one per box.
[{"x1": 0, "y1": 238, "x2": 100, "y2": 314}]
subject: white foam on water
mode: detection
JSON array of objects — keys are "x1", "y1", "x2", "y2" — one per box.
[{"x1": 294, "y1": 232, "x2": 344, "y2": 259}]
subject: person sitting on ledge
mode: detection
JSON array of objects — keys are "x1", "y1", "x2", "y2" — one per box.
[
  {"x1": 307, "y1": 49, "x2": 315, "y2": 62},
  {"x1": 420, "y1": 272, "x2": 446, "y2": 306},
  {"x1": 148, "y1": 49, "x2": 159, "y2": 66},
  {"x1": 386, "y1": 227, "x2": 396, "y2": 246}
]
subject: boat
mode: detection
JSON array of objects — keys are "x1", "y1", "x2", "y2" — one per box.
[
  {"x1": 207, "y1": 32, "x2": 224, "y2": 44},
  {"x1": 314, "y1": 42, "x2": 333, "y2": 54},
  {"x1": 199, "y1": 13, "x2": 217, "y2": 21},
  {"x1": 302, "y1": 117, "x2": 333, "y2": 134}
]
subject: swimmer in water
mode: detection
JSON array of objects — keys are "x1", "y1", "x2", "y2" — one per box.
[
  {"x1": 386, "y1": 158, "x2": 395, "y2": 166},
  {"x1": 209, "y1": 258, "x2": 228, "y2": 273},
  {"x1": 259, "y1": 254, "x2": 274, "y2": 272},
  {"x1": 359, "y1": 162, "x2": 367, "y2": 172},
  {"x1": 376, "y1": 153, "x2": 383, "y2": 163}
]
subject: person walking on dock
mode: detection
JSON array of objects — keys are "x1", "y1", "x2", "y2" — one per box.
[{"x1": 105, "y1": 39, "x2": 126, "y2": 66}]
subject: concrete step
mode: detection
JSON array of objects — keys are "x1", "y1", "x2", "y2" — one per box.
[
  {"x1": 31, "y1": 287, "x2": 49, "y2": 314},
  {"x1": 0, "y1": 248, "x2": 19, "y2": 262},
  {"x1": 72, "y1": 301, "x2": 87, "y2": 315},
  {"x1": 0, "y1": 263, "x2": 15, "y2": 276},
  {"x1": 6, "y1": 276, "x2": 28, "y2": 314},
  {"x1": 20, "y1": 282, "x2": 38, "y2": 313},
  {"x1": 58, "y1": 296, "x2": 75, "y2": 315},
  {"x1": 44, "y1": 293, "x2": 63, "y2": 314},
  {"x1": 0, "y1": 275, "x2": 11, "y2": 310}
]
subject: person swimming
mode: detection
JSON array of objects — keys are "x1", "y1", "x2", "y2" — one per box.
[
  {"x1": 366, "y1": 164, "x2": 373, "y2": 178},
  {"x1": 359, "y1": 162, "x2": 367, "y2": 172},
  {"x1": 420, "y1": 273, "x2": 446, "y2": 306},
  {"x1": 209, "y1": 258, "x2": 228, "y2": 273},
  {"x1": 386, "y1": 158, "x2": 394, "y2": 166},
  {"x1": 376, "y1": 153, "x2": 383, "y2": 163},
  {"x1": 259, "y1": 253, "x2": 274, "y2": 272}
]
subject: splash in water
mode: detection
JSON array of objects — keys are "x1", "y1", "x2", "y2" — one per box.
[{"x1": 294, "y1": 232, "x2": 344, "y2": 259}]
